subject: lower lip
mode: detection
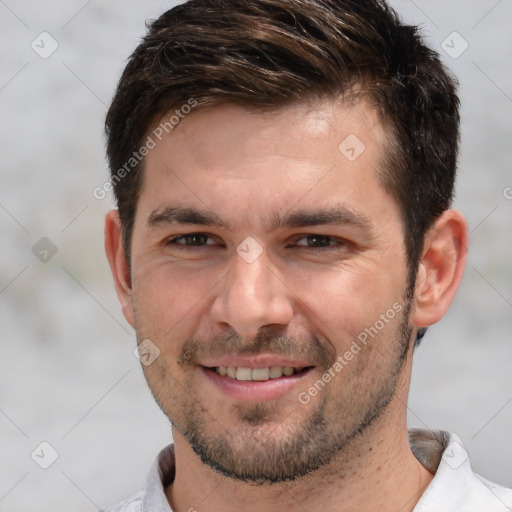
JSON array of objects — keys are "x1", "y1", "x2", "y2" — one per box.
[{"x1": 201, "y1": 367, "x2": 313, "y2": 401}]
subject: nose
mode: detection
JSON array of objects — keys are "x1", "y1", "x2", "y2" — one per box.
[{"x1": 210, "y1": 245, "x2": 294, "y2": 341}]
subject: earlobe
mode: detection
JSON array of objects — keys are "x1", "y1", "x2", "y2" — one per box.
[
  {"x1": 412, "y1": 209, "x2": 468, "y2": 329},
  {"x1": 104, "y1": 209, "x2": 135, "y2": 328}
]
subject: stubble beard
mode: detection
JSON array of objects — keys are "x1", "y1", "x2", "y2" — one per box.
[{"x1": 139, "y1": 298, "x2": 414, "y2": 485}]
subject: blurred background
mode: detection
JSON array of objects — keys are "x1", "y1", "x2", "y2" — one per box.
[{"x1": 1, "y1": 0, "x2": 511, "y2": 510}]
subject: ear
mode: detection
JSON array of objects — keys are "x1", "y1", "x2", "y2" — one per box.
[
  {"x1": 104, "y1": 209, "x2": 135, "y2": 328},
  {"x1": 412, "y1": 209, "x2": 468, "y2": 329}
]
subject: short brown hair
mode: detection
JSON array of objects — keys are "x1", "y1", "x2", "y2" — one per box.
[{"x1": 105, "y1": 0, "x2": 459, "y2": 290}]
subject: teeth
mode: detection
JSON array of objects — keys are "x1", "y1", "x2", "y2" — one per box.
[
  {"x1": 251, "y1": 368, "x2": 270, "y2": 381},
  {"x1": 215, "y1": 365, "x2": 303, "y2": 381},
  {"x1": 269, "y1": 366, "x2": 283, "y2": 379},
  {"x1": 236, "y1": 367, "x2": 252, "y2": 381}
]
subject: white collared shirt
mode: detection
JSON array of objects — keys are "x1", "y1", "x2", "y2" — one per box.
[{"x1": 102, "y1": 429, "x2": 512, "y2": 512}]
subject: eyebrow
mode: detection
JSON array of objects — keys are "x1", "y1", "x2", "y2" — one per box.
[
  {"x1": 147, "y1": 207, "x2": 230, "y2": 230},
  {"x1": 146, "y1": 205, "x2": 374, "y2": 234}
]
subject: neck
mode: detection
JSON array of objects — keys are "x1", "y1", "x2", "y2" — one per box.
[
  {"x1": 167, "y1": 427, "x2": 432, "y2": 512},
  {"x1": 166, "y1": 367, "x2": 434, "y2": 512}
]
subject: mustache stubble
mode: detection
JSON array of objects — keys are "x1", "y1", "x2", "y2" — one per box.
[{"x1": 176, "y1": 328, "x2": 337, "y2": 371}]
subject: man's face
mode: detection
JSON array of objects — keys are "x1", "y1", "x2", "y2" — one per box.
[{"x1": 128, "y1": 100, "x2": 414, "y2": 483}]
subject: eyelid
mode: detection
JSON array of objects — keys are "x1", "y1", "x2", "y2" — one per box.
[
  {"x1": 165, "y1": 232, "x2": 220, "y2": 246},
  {"x1": 295, "y1": 234, "x2": 334, "y2": 244},
  {"x1": 291, "y1": 234, "x2": 349, "y2": 248},
  {"x1": 163, "y1": 232, "x2": 351, "y2": 251},
  {"x1": 294, "y1": 233, "x2": 344, "y2": 241}
]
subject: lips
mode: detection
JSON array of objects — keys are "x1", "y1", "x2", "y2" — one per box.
[{"x1": 200, "y1": 357, "x2": 314, "y2": 401}]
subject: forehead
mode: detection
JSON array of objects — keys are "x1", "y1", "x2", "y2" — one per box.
[
  {"x1": 138, "y1": 99, "x2": 396, "y2": 230},
  {"x1": 149, "y1": 98, "x2": 382, "y2": 168}
]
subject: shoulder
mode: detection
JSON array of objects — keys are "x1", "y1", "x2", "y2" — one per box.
[
  {"x1": 100, "y1": 443, "x2": 175, "y2": 512},
  {"x1": 100, "y1": 491, "x2": 144, "y2": 512},
  {"x1": 465, "y1": 473, "x2": 512, "y2": 511},
  {"x1": 412, "y1": 430, "x2": 512, "y2": 511}
]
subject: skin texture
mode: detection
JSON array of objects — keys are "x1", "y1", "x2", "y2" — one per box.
[{"x1": 105, "y1": 99, "x2": 468, "y2": 512}]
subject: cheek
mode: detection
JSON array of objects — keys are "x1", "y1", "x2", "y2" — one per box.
[
  {"x1": 283, "y1": 261, "x2": 405, "y2": 348},
  {"x1": 132, "y1": 262, "x2": 221, "y2": 341}
]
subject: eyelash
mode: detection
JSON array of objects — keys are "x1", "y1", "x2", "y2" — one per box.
[{"x1": 165, "y1": 233, "x2": 348, "y2": 250}]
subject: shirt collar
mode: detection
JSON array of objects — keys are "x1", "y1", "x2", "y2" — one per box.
[
  {"x1": 140, "y1": 429, "x2": 504, "y2": 511},
  {"x1": 142, "y1": 444, "x2": 175, "y2": 511}
]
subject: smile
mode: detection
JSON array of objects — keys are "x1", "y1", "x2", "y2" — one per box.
[
  {"x1": 214, "y1": 366, "x2": 305, "y2": 381},
  {"x1": 201, "y1": 364, "x2": 314, "y2": 401}
]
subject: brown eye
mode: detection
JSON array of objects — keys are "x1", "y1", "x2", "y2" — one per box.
[
  {"x1": 295, "y1": 235, "x2": 343, "y2": 248},
  {"x1": 167, "y1": 233, "x2": 215, "y2": 246}
]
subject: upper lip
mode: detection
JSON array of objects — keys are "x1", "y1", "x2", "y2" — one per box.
[{"x1": 200, "y1": 354, "x2": 314, "y2": 369}]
